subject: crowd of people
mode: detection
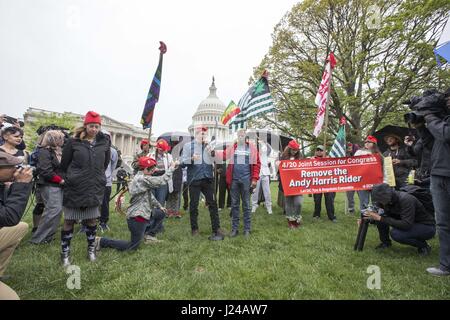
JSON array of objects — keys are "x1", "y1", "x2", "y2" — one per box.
[{"x1": 0, "y1": 87, "x2": 449, "y2": 299}]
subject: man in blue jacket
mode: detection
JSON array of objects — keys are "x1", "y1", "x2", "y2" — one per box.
[{"x1": 181, "y1": 126, "x2": 224, "y2": 241}]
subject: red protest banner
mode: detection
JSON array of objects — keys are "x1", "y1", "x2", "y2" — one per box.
[{"x1": 279, "y1": 154, "x2": 383, "y2": 196}]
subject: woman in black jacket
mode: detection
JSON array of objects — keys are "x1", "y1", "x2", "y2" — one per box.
[
  {"x1": 59, "y1": 111, "x2": 111, "y2": 267},
  {"x1": 30, "y1": 130, "x2": 65, "y2": 244}
]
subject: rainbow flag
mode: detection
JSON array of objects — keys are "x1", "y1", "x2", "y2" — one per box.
[
  {"x1": 221, "y1": 100, "x2": 241, "y2": 125},
  {"x1": 141, "y1": 42, "x2": 166, "y2": 130}
]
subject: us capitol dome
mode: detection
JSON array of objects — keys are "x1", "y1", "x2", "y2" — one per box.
[{"x1": 188, "y1": 77, "x2": 232, "y2": 142}]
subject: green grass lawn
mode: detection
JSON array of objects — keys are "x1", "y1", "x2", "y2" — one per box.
[{"x1": 7, "y1": 183, "x2": 450, "y2": 299}]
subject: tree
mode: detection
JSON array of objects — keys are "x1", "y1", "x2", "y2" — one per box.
[
  {"x1": 24, "y1": 112, "x2": 78, "y2": 151},
  {"x1": 253, "y1": 0, "x2": 450, "y2": 145}
]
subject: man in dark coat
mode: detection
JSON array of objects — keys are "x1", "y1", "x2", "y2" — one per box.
[
  {"x1": 0, "y1": 152, "x2": 33, "y2": 299},
  {"x1": 364, "y1": 183, "x2": 435, "y2": 255},
  {"x1": 383, "y1": 134, "x2": 417, "y2": 189}
]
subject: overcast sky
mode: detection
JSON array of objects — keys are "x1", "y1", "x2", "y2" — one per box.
[{"x1": 0, "y1": 0, "x2": 298, "y2": 137}]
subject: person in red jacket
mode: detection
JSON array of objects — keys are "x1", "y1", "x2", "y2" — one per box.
[{"x1": 217, "y1": 129, "x2": 261, "y2": 237}]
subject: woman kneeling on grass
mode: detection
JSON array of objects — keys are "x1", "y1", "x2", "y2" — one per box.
[{"x1": 94, "y1": 156, "x2": 178, "y2": 252}]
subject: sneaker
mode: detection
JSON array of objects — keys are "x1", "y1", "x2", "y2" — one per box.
[
  {"x1": 418, "y1": 245, "x2": 431, "y2": 256},
  {"x1": 313, "y1": 216, "x2": 320, "y2": 220},
  {"x1": 61, "y1": 251, "x2": 71, "y2": 268},
  {"x1": 348, "y1": 208, "x2": 355, "y2": 215},
  {"x1": 375, "y1": 242, "x2": 392, "y2": 250},
  {"x1": 208, "y1": 232, "x2": 224, "y2": 241},
  {"x1": 230, "y1": 230, "x2": 239, "y2": 237},
  {"x1": 426, "y1": 267, "x2": 450, "y2": 276},
  {"x1": 191, "y1": 229, "x2": 200, "y2": 236},
  {"x1": 251, "y1": 206, "x2": 257, "y2": 213},
  {"x1": 144, "y1": 235, "x2": 163, "y2": 244},
  {"x1": 331, "y1": 218, "x2": 338, "y2": 223},
  {"x1": 99, "y1": 223, "x2": 110, "y2": 233},
  {"x1": 174, "y1": 212, "x2": 182, "y2": 219},
  {"x1": 243, "y1": 230, "x2": 250, "y2": 238},
  {"x1": 94, "y1": 236, "x2": 102, "y2": 252},
  {"x1": 267, "y1": 209, "x2": 273, "y2": 215}
]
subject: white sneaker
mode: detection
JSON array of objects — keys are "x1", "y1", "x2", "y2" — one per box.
[
  {"x1": 144, "y1": 235, "x2": 163, "y2": 244},
  {"x1": 267, "y1": 208, "x2": 273, "y2": 215},
  {"x1": 251, "y1": 206, "x2": 257, "y2": 213}
]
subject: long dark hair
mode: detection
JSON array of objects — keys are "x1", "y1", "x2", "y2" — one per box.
[{"x1": 281, "y1": 146, "x2": 302, "y2": 160}]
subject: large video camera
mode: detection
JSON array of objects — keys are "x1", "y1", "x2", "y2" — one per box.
[
  {"x1": 403, "y1": 89, "x2": 448, "y2": 125},
  {"x1": 2, "y1": 115, "x2": 25, "y2": 127}
]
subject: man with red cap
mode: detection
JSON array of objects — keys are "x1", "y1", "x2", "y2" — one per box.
[
  {"x1": 181, "y1": 125, "x2": 224, "y2": 240},
  {"x1": 354, "y1": 135, "x2": 383, "y2": 218},
  {"x1": 94, "y1": 156, "x2": 178, "y2": 251},
  {"x1": 218, "y1": 129, "x2": 261, "y2": 237},
  {"x1": 131, "y1": 139, "x2": 152, "y2": 175}
]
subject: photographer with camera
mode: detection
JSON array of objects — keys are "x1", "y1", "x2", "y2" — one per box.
[
  {"x1": 364, "y1": 183, "x2": 435, "y2": 255},
  {"x1": 0, "y1": 152, "x2": 33, "y2": 299},
  {"x1": 408, "y1": 88, "x2": 450, "y2": 276}
]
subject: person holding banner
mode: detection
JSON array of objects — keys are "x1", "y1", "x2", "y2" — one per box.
[
  {"x1": 281, "y1": 140, "x2": 304, "y2": 228},
  {"x1": 383, "y1": 134, "x2": 417, "y2": 189},
  {"x1": 354, "y1": 136, "x2": 382, "y2": 214},
  {"x1": 312, "y1": 145, "x2": 337, "y2": 222}
]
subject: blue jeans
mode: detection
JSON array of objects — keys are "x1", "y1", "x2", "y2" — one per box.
[
  {"x1": 230, "y1": 179, "x2": 252, "y2": 232},
  {"x1": 430, "y1": 175, "x2": 450, "y2": 271},
  {"x1": 153, "y1": 184, "x2": 168, "y2": 206},
  {"x1": 357, "y1": 190, "x2": 371, "y2": 213},
  {"x1": 100, "y1": 209, "x2": 166, "y2": 251}
]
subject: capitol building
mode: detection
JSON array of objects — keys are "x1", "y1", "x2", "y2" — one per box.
[{"x1": 188, "y1": 77, "x2": 232, "y2": 143}]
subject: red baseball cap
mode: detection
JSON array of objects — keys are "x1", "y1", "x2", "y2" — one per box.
[
  {"x1": 156, "y1": 139, "x2": 171, "y2": 152},
  {"x1": 365, "y1": 135, "x2": 378, "y2": 144},
  {"x1": 138, "y1": 156, "x2": 157, "y2": 169},
  {"x1": 140, "y1": 139, "x2": 149, "y2": 149},
  {"x1": 84, "y1": 111, "x2": 101, "y2": 125},
  {"x1": 288, "y1": 139, "x2": 300, "y2": 150}
]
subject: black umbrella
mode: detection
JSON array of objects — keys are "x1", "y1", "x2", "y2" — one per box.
[
  {"x1": 157, "y1": 131, "x2": 193, "y2": 149},
  {"x1": 246, "y1": 129, "x2": 291, "y2": 152},
  {"x1": 372, "y1": 125, "x2": 417, "y2": 153}
]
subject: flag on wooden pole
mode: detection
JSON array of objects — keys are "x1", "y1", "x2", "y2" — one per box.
[
  {"x1": 313, "y1": 52, "x2": 337, "y2": 137},
  {"x1": 329, "y1": 117, "x2": 347, "y2": 158},
  {"x1": 141, "y1": 41, "x2": 167, "y2": 130}
]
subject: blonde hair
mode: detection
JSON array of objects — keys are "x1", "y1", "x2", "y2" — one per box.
[
  {"x1": 73, "y1": 126, "x2": 88, "y2": 140},
  {"x1": 41, "y1": 130, "x2": 65, "y2": 149}
]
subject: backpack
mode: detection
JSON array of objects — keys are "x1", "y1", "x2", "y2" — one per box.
[
  {"x1": 399, "y1": 185, "x2": 435, "y2": 216},
  {"x1": 29, "y1": 146, "x2": 41, "y2": 168}
]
